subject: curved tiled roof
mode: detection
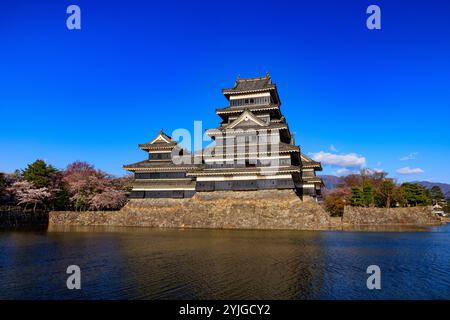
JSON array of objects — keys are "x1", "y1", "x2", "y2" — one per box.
[
  {"x1": 138, "y1": 141, "x2": 178, "y2": 150},
  {"x1": 302, "y1": 176, "x2": 323, "y2": 184},
  {"x1": 206, "y1": 123, "x2": 288, "y2": 135},
  {"x1": 216, "y1": 104, "x2": 281, "y2": 115},
  {"x1": 222, "y1": 75, "x2": 275, "y2": 95},
  {"x1": 138, "y1": 130, "x2": 178, "y2": 150},
  {"x1": 123, "y1": 159, "x2": 201, "y2": 172},
  {"x1": 187, "y1": 165, "x2": 301, "y2": 176},
  {"x1": 301, "y1": 154, "x2": 322, "y2": 169},
  {"x1": 201, "y1": 142, "x2": 300, "y2": 157}
]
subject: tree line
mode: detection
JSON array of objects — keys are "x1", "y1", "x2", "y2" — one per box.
[
  {"x1": 0, "y1": 160, "x2": 132, "y2": 212},
  {"x1": 323, "y1": 169, "x2": 450, "y2": 217}
]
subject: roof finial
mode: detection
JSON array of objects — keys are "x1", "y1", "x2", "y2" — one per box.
[
  {"x1": 266, "y1": 71, "x2": 271, "y2": 78},
  {"x1": 236, "y1": 74, "x2": 240, "y2": 80}
]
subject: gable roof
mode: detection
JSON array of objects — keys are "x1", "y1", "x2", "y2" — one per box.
[
  {"x1": 226, "y1": 110, "x2": 268, "y2": 129},
  {"x1": 149, "y1": 130, "x2": 174, "y2": 144},
  {"x1": 138, "y1": 130, "x2": 178, "y2": 151}
]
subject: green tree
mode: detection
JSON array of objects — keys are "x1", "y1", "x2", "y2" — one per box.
[
  {"x1": 22, "y1": 160, "x2": 56, "y2": 188},
  {"x1": 445, "y1": 199, "x2": 450, "y2": 214},
  {"x1": 362, "y1": 184, "x2": 374, "y2": 207},
  {"x1": 53, "y1": 183, "x2": 71, "y2": 210},
  {"x1": 351, "y1": 187, "x2": 364, "y2": 206},
  {"x1": 0, "y1": 173, "x2": 5, "y2": 193},
  {"x1": 0, "y1": 173, "x2": 5, "y2": 188},
  {"x1": 429, "y1": 186, "x2": 445, "y2": 205},
  {"x1": 376, "y1": 180, "x2": 396, "y2": 208},
  {"x1": 400, "y1": 183, "x2": 431, "y2": 206}
]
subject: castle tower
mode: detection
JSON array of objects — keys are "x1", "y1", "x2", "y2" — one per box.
[
  {"x1": 189, "y1": 74, "x2": 323, "y2": 197},
  {"x1": 124, "y1": 75, "x2": 322, "y2": 199},
  {"x1": 123, "y1": 130, "x2": 199, "y2": 198}
]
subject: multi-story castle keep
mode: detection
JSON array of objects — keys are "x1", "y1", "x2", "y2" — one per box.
[{"x1": 124, "y1": 75, "x2": 322, "y2": 199}]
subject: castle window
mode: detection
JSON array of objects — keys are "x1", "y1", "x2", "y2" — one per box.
[{"x1": 245, "y1": 160, "x2": 256, "y2": 168}]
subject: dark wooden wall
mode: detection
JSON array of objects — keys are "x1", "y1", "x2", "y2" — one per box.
[{"x1": 196, "y1": 178, "x2": 295, "y2": 191}]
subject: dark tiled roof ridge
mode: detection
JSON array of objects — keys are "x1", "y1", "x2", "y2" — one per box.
[
  {"x1": 222, "y1": 74, "x2": 276, "y2": 93},
  {"x1": 235, "y1": 74, "x2": 272, "y2": 82},
  {"x1": 200, "y1": 142, "x2": 300, "y2": 155},
  {"x1": 206, "y1": 123, "x2": 288, "y2": 133},
  {"x1": 139, "y1": 141, "x2": 178, "y2": 148},
  {"x1": 216, "y1": 103, "x2": 280, "y2": 113},
  {"x1": 123, "y1": 159, "x2": 201, "y2": 170}
]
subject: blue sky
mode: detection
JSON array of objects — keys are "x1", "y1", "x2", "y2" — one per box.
[{"x1": 0, "y1": 0, "x2": 449, "y2": 182}]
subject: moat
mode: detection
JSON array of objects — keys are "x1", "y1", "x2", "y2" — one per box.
[{"x1": 0, "y1": 225, "x2": 449, "y2": 300}]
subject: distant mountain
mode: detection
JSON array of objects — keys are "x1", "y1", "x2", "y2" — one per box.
[
  {"x1": 414, "y1": 181, "x2": 450, "y2": 198},
  {"x1": 319, "y1": 175, "x2": 344, "y2": 190}
]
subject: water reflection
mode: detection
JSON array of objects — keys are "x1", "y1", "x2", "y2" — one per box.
[{"x1": 0, "y1": 225, "x2": 449, "y2": 299}]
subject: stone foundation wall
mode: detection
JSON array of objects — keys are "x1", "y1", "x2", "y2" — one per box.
[
  {"x1": 49, "y1": 192, "x2": 446, "y2": 231},
  {"x1": 0, "y1": 210, "x2": 48, "y2": 229},
  {"x1": 50, "y1": 190, "x2": 336, "y2": 230},
  {"x1": 342, "y1": 205, "x2": 442, "y2": 226}
]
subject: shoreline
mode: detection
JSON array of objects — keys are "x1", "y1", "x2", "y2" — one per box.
[{"x1": 45, "y1": 222, "x2": 447, "y2": 234}]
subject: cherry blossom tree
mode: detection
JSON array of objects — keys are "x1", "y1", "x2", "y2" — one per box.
[
  {"x1": 7, "y1": 181, "x2": 51, "y2": 212},
  {"x1": 63, "y1": 161, "x2": 129, "y2": 211},
  {"x1": 89, "y1": 188, "x2": 128, "y2": 210},
  {"x1": 63, "y1": 161, "x2": 108, "y2": 210}
]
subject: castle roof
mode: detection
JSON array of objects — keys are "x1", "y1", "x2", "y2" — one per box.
[
  {"x1": 200, "y1": 142, "x2": 300, "y2": 158},
  {"x1": 221, "y1": 74, "x2": 281, "y2": 104},
  {"x1": 186, "y1": 165, "x2": 301, "y2": 177},
  {"x1": 206, "y1": 123, "x2": 289, "y2": 135},
  {"x1": 138, "y1": 130, "x2": 178, "y2": 151},
  {"x1": 301, "y1": 154, "x2": 322, "y2": 170},
  {"x1": 222, "y1": 75, "x2": 275, "y2": 94},
  {"x1": 216, "y1": 104, "x2": 281, "y2": 116},
  {"x1": 302, "y1": 176, "x2": 323, "y2": 185},
  {"x1": 123, "y1": 159, "x2": 200, "y2": 172}
]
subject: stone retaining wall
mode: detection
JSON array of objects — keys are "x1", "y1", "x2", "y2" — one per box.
[
  {"x1": 0, "y1": 210, "x2": 48, "y2": 229},
  {"x1": 48, "y1": 192, "x2": 446, "y2": 231},
  {"x1": 342, "y1": 205, "x2": 442, "y2": 226},
  {"x1": 50, "y1": 190, "x2": 336, "y2": 230}
]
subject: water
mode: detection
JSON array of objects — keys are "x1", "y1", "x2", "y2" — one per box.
[{"x1": 0, "y1": 224, "x2": 449, "y2": 300}]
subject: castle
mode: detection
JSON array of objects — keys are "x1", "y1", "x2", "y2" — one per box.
[{"x1": 123, "y1": 75, "x2": 322, "y2": 200}]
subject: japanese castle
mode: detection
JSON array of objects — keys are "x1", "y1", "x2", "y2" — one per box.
[{"x1": 124, "y1": 75, "x2": 323, "y2": 199}]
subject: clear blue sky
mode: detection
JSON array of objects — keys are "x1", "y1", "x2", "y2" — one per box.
[{"x1": 1, "y1": 0, "x2": 449, "y2": 182}]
